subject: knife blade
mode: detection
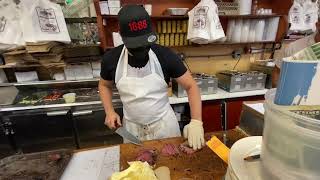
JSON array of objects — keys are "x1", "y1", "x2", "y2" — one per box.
[{"x1": 115, "y1": 127, "x2": 142, "y2": 146}]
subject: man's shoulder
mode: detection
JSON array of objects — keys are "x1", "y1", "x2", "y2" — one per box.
[
  {"x1": 103, "y1": 44, "x2": 124, "y2": 58},
  {"x1": 151, "y1": 44, "x2": 180, "y2": 61},
  {"x1": 102, "y1": 44, "x2": 124, "y2": 66}
]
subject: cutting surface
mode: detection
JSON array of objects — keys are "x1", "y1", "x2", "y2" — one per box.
[{"x1": 120, "y1": 129, "x2": 247, "y2": 180}]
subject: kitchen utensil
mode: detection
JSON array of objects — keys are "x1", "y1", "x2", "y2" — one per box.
[
  {"x1": 244, "y1": 154, "x2": 261, "y2": 161},
  {"x1": 63, "y1": 93, "x2": 76, "y2": 103},
  {"x1": 115, "y1": 127, "x2": 142, "y2": 146}
]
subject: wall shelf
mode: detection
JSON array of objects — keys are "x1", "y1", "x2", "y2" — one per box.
[
  {"x1": 93, "y1": 0, "x2": 289, "y2": 50},
  {"x1": 102, "y1": 14, "x2": 281, "y2": 20},
  {"x1": 0, "y1": 63, "x2": 66, "y2": 69},
  {"x1": 0, "y1": 78, "x2": 100, "y2": 87},
  {"x1": 65, "y1": 17, "x2": 97, "y2": 23}
]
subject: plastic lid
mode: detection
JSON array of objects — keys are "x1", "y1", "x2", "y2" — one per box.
[{"x1": 228, "y1": 136, "x2": 265, "y2": 180}]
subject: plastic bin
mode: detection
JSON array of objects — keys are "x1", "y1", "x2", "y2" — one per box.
[{"x1": 261, "y1": 89, "x2": 320, "y2": 180}]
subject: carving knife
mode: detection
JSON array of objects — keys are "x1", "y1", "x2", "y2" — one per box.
[{"x1": 115, "y1": 127, "x2": 142, "y2": 146}]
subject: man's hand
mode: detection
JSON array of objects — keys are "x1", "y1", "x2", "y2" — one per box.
[
  {"x1": 183, "y1": 119, "x2": 205, "y2": 150},
  {"x1": 105, "y1": 111, "x2": 122, "y2": 129}
]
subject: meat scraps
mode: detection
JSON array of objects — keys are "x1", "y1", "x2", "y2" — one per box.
[
  {"x1": 161, "y1": 144, "x2": 180, "y2": 156},
  {"x1": 136, "y1": 149, "x2": 158, "y2": 165},
  {"x1": 179, "y1": 141, "x2": 198, "y2": 155}
]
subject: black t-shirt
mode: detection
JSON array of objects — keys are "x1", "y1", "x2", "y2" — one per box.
[{"x1": 100, "y1": 44, "x2": 187, "y2": 84}]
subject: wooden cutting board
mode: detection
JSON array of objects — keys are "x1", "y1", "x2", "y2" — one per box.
[{"x1": 120, "y1": 129, "x2": 247, "y2": 180}]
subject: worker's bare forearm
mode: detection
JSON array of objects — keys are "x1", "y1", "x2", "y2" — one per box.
[
  {"x1": 186, "y1": 84, "x2": 202, "y2": 121},
  {"x1": 99, "y1": 80, "x2": 115, "y2": 114},
  {"x1": 176, "y1": 71, "x2": 202, "y2": 121}
]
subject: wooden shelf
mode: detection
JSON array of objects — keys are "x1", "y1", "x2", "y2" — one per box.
[
  {"x1": 0, "y1": 62, "x2": 66, "y2": 69},
  {"x1": 65, "y1": 17, "x2": 97, "y2": 23},
  {"x1": 94, "y1": 0, "x2": 288, "y2": 50},
  {"x1": 0, "y1": 78, "x2": 100, "y2": 87},
  {"x1": 219, "y1": 14, "x2": 282, "y2": 19},
  {"x1": 104, "y1": 41, "x2": 277, "y2": 50},
  {"x1": 102, "y1": 14, "x2": 281, "y2": 20}
]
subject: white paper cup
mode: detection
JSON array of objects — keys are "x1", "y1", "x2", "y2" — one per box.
[{"x1": 63, "y1": 93, "x2": 76, "y2": 103}]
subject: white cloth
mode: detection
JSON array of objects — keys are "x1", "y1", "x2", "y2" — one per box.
[
  {"x1": 187, "y1": 0, "x2": 225, "y2": 44},
  {"x1": 275, "y1": 33, "x2": 316, "y2": 68},
  {"x1": 115, "y1": 46, "x2": 181, "y2": 141}
]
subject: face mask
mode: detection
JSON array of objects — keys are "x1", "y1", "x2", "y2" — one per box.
[{"x1": 128, "y1": 46, "x2": 151, "y2": 60}]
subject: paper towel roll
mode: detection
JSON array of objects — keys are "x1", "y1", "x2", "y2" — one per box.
[
  {"x1": 240, "y1": 20, "x2": 250, "y2": 42},
  {"x1": 239, "y1": 0, "x2": 252, "y2": 15}
]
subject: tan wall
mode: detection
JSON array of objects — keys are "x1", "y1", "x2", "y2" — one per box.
[{"x1": 172, "y1": 44, "x2": 279, "y2": 75}]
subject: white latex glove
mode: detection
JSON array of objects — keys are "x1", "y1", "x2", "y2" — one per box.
[{"x1": 183, "y1": 119, "x2": 205, "y2": 150}]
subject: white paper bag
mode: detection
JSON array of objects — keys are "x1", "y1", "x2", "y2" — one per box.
[
  {"x1": 187, "y1": 0, "x2": 225, "y2": 44},
  {"x1": 0, "y1": 0, "x2": 25, "y2": 50},
  {"x1": 20, "y1": 0, "x2": 71, "y2": 43},
  {"x1": 289, "y1": 1, "x2": 304, "y2": 31},
  {"x1": 303, "y1": 0, "x2": 318, "y2": 32}
]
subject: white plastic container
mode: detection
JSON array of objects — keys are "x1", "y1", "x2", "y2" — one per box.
[
  {"x1": 261, "y1": 89, "x2": 320, "y2": 180},
  {"x1": 255, "y1": 20, "x2": 265, "y2": 41},
  {"x1": 108, "y1": 0, "x2": 120, "y2": 8},
  {"x1": 232, "y1": 19, "x2": 243, "y2": 42},
  {"x1": 264, "y1": 17, "x2": 280, "y2": 41},
  {"x1": 227, "y1": 20, "x2": 236, "y2": 42},
  {"x1": 63, "y1": 93, "x2": 76, "y2": 103},
  {"x1": 109, "y1": 7, "x2": 121, "y2": 15},
  {"x1": 239, "y1": 0, "x2": 252, "y2": 15},
  {"x1": 240, "y1": 20, "x2": 250, "y2": 42},
  {"x1": 248, "y1": 20, "x2": 256, "y2": 42}
]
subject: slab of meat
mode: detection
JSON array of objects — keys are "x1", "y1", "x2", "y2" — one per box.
[
  {"x1": 161, "y1": 144, "x2": 180, "y2": 157},
  {"x1": 136, "y1": 149, "x2": 158, "y2": 165},
  {"x1": 179, "y1": 141, "x2": 198, "y2": 155}
]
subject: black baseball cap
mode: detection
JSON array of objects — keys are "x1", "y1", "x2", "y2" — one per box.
[{"x1": 118, "y1": 5, "x2": 157, "y2": 48}]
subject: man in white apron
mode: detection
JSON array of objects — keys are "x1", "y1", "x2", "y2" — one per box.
[
  {"x1": 99, "y1": 5, "x2": 204, "y2": 150},
  {"x1": 272, "y1": 19, "x2": 320, "y2": 87}
]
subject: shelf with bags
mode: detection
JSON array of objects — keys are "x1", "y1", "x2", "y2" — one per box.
[
  {"x1": 94, "y1": 0, "x2": 288, "y2": 50},
  {"x1": 65, "y1": 17, "x2": 97, "y2": 23},
  {"x1": 101, "y1": 14, "x2": 282, "y2": 20},
  {"x1": 0, "y1": 62, "x2": 66, "y2": 69},
  {"x1": 0, "y1": 78, "x2": 100, "y2": 87}
]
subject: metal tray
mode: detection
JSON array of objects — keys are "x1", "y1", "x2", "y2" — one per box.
[{"x1": 0, "y1": 149, "x2": 72, "y2": 180}]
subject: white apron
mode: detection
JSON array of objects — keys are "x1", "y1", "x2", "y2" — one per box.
[{"x1": 115, "y1": 46, "x2": 181, "y2": 141}]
